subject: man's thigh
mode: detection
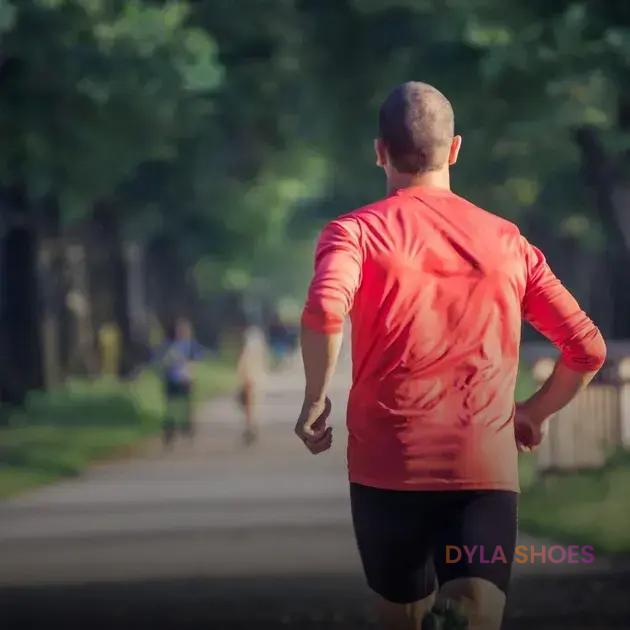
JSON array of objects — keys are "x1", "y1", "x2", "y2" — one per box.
[
  {"x1": 350, "y1": 483, "x2": 437, "y2": 605},
  {"x1": 433, "y1": 490, "x2": 518, "y2": 594}
]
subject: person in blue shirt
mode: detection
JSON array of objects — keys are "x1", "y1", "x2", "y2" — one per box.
[{"x1": 154, "y1": 317, "x2": 204, "y2": 446}]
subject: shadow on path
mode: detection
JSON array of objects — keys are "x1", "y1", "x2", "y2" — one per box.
[
  {"x1": 3, "y1": 571, "x2": 630, "y2": 629},
  {"x1": 2, "y1": 371, "x2": 629, "y2": 629}
]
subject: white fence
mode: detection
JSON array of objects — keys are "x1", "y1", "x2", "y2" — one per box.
[{"x1": 522, "y1": 343, "x2": 630, "y2": 472}]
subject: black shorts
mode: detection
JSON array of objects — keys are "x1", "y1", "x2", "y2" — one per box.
[{"x1": 350, "y1": 483, "x2": 518, "y2": 604}]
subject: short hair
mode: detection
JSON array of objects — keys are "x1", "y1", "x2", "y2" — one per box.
[{"x1": 378, "y1": 82, "x2": 454, "y2": 174}]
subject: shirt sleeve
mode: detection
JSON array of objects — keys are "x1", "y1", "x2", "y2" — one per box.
[
  {"x1": 521, "y1": 237, "x2": 606, "y2": 372},
  {"x1": 301, "y1": 218, "x2": 362, "y2": 334}
]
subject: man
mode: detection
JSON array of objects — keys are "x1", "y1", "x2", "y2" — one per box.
[{"x1": 295, "y1": 82, "x2": 606, "y2": 630}]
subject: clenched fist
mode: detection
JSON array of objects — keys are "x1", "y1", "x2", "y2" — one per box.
[
  {"x1": 295, "y1": 397, "x2": 333, "y2": 455},
  {"x1": 514, "y1": 403, "x2": 548, "y2": 452}
]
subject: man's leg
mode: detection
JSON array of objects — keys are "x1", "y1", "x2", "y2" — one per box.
[
  {"x1": 350, "y1": 483, "x2": 437, "y2": 630},
  {"x1": 181, "y1": 386, "x2": 195, "y2": 437},
  {"x1": 162, "y1": 385, "x2": 177, "y2": 447},
  {"x1": 433, "y1": 490, "x2": 518, "y2": 630},
  {"x1": 435, "y1": 577, "x2": 505, "y2": 630},
  {"x1": 241, "y1": 380, "x2": 258, "y2": 445},
  {"x1": 377, "y1": 592, "x2": 435, "y2": 630}
]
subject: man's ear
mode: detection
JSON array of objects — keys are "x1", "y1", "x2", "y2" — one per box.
[
  {"x1": 448, "y1": 135, "x2": 462, "y2": 166},
  {"x1": 374, "y1": 137, "x2": 387, "y2": 168}
]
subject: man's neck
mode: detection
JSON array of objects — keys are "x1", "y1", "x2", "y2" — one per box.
[{"x1": 386, "y1": 168, "x2": 451, "y2": 195}]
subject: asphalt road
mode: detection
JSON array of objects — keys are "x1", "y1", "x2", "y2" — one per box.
[{"x1": 1, "y1": 363, "x2": 629, "y2": 629}]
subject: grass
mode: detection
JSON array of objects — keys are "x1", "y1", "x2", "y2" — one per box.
[
  {"x1": 0, "y1": 359, "x2": 236, "y2": 499},
  {"x1": 518, "y1": 451, "x2": 630, "y2": 553}
]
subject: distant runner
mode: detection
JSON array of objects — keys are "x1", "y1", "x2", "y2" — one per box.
[
  {"x1": 294, "y1": 82, "x2": 606, "y2": 630},
  {"x1": 237, "y1": 324, "x2": 268, "y2": 446},
  {"x1": 154, "y1": 317, "x2": 204, "y2": 446}
]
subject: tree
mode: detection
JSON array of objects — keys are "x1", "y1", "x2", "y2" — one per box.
[
  {"x1": 296, "y1": 0, "x2": 630, "y2": 334},
  {"x1": 0, "y1": 0, "x2": 221, "y2": 397},
  {"x1": 120, "y1": 0, "x2": 329, "y2": 310},
  {"x1": 0, "y1": 0, "x2": 221, "y2": 218}
]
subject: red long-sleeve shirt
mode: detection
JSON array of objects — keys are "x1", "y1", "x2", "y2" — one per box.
[{"x1": 302, "y1": 185, "x2": 606, "y2": 491}]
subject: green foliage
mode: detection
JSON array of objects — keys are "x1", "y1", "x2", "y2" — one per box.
[
  {"x1": 2, "y1": 0, "x2": 629, "y2": 303},
  {"x1": 300, "y1": 0, "x2": 629, "y2": 255},
  {"x1": 0, "y1": 0, "x2": 16, "y2": 32},
  {"x1": 122, "y1": 0, "x2": 330, "y2": 280},
  {"x1": 0, "y1": 0, "x2": 221, "y2": 218}
]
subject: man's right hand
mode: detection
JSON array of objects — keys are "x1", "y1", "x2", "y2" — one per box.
[
  {"x1": 294, "y1": 397, "x2": 333, "y2": 455},
  {"x1": 514, "y1": 403, "x2": 548, "y2": 452}
]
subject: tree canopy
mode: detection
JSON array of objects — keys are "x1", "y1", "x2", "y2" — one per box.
[{"x1": 1, "y1": 0, "x2": 629, "y2": 330}]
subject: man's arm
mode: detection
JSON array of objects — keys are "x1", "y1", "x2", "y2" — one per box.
[
  {"x1": 302, "y1": 326, "x2": 344, "y2": 406},
  {"x1": 295, "y1": 219, "x2": 362, "y2": 454},
  {"x1": 294, "y1": 327, "x2": 343, "y2": 454},
  {"x1": 516, "y1": 238, "x2": 606, "y2": 450}
]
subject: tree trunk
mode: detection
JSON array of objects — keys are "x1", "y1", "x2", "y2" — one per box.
[
  {"x1": 145, "y1": 237, "x2": 190, "y2": 329},
  {"x1": 0, "y1": 194, "x2": 45, "y2": 405},
  {"x1": 63, "y1": 242, "x2": 98, "y2": 376},
  {"x1": 38, "y1": 237, "x2": 65, "y2": 389},
  {"x1": 574, "y1": 126, "x2": 630, "y2": 338},
  {"x1": 89, "y1": 205, "x2": 129, "y2": 374}
]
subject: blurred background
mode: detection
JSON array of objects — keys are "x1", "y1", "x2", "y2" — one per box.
[{"x1": 0, "y1": 1, "x2": 629, "y2": 628}]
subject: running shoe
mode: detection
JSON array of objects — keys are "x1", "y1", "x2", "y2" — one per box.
[{"x1": 421, "y1": 599, "x2": 469, "y2": 630}]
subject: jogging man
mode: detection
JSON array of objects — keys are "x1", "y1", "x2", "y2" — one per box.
[{"x1": 294, "y1": 82, "x2": 606, "y2": 630}]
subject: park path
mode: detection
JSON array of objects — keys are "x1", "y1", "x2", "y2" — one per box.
[{"x1": 1, "y1": 358, "x2": 628, "y2": 629}]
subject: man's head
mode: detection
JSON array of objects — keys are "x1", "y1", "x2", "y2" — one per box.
[{"x1": 375, "y1": 82, "x2": 461, "y2": 179}]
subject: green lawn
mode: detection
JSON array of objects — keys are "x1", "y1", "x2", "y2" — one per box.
[
  {"x1": 518, "y1": 451, "x2": 630, "y2": 553},
  {"x1": 0, "y1": 360, "x2": 235, "y2": 499}
]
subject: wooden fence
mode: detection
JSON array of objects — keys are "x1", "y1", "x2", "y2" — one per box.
[{"x1": 521, "y1": 342, "x2": 630, "y2": 472}]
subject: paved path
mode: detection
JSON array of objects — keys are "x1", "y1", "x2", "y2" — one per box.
[{"x1": 1, "y1": 362, "x2": 629, "y2": 629}]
